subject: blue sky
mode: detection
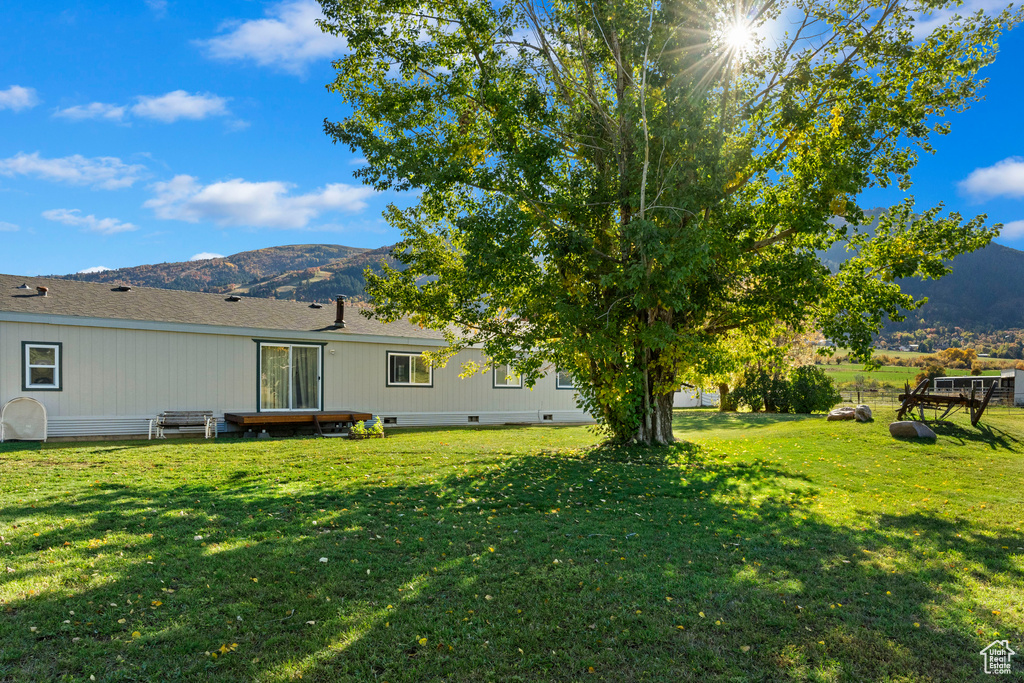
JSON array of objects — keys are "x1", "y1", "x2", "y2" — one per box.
[{"x1": 0, "y1": 0, "x2": 1022, "y2": 276}]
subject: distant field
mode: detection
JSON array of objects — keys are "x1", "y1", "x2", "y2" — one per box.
[
  {"x1": 822, "y1": 363, "x2": 1000, "y2": 387},
  {"x1": 872, "y1": 349, "x2": 928, "y2": 360}
]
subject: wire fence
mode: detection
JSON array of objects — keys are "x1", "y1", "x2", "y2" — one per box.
[{"x1": 838, "y1": 388, "x2": 1022, "y2": 418}]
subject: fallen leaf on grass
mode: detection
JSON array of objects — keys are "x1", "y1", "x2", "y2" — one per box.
[{"x1": 740, "y1": 645, "x2": 751, "y2": 653}]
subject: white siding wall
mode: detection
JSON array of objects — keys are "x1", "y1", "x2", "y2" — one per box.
[
  {"x1": 0, "y1": 321, "x2": 256, "y2": 418},
  {"x1": 326, "y1": 343, "x2": 580, "y2": 415},
  {"x1": 0, "y1": 320, "x2": 588, "y2": 437}
]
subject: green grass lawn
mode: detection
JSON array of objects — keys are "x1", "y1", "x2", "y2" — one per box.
[
  {"x1": 1, "y1": 411, "x2": 1022, "y2": 681},
  {"x1": 821, "y1": 363, "x2": 1000, "y2": 387}
]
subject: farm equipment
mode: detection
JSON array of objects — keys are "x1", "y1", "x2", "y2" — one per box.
[{"x1": 896, "y1": 378, "x2": 996, "y2": 426}]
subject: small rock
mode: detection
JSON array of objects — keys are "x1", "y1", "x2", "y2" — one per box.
[
  {"x1": 319, "y1": 557, "x2": 328, "y2": 563},
  {"x1": 827, "y1": 407, "x2": 856, "y2": 421},
  {"x1": 889, "y1": 421, "x2": 936, "y2": 439},
  {"x1": 194, "y1": 535, "x2": 203, "y2": 541},
  {"x1": 855, "y1": 405, "x2": 872, "y2": 422}
]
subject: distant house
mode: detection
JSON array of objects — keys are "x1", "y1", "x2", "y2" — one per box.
[
  {"x1": 933, "y1": 369, "x2": 1023, "y2": 406},
  {"x1": 673, "y1": 385, "x2": 719, "y2": 408},
  {"x1": 0, "y1": 275, "x2": 592, "y2": 439}
]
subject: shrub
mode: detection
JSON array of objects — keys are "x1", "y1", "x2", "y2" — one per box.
[
  {"x1": 914, "y1": 364, "x2": 945, "y2": 386},
  {"x1": 789, "y1": 365, "x2": 842, "y2": 414},
  {"x1": 349, "y1": 419, "x2": 385, "y2": 438},
  {"x1": 732, "y1": 368, "x2": 791, "y2": 413}
]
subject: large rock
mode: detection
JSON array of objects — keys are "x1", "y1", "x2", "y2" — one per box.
[
  {"x1": 889, "y1": 421, "x2": 937, "y2": 439},
  {"x1": 827, "y1": 407, "x2": 856, "y2": 421},
  {"x1": 855, "y1": 405, "x2": 872, "y2": 422}
]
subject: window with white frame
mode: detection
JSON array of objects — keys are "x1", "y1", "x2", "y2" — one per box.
[
  {"x1": 23, "y1": 342, "x2": 62, "y2": 391},
  {"x1": 259, "y1": 342, "x2": 322, "y2": 410},
  {"x1": 493, "y1": 363, "x2": 522, "y2": 388},
  {"x1": 387, "y1": 351, "x2": 432, "y2": 387},
  {"x1": 555, "y1": 369, "x2": 575, "y2": 390}
]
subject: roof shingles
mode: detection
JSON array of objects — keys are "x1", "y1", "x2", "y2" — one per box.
[{"x1": 0, "y1": 274, "x2": 442, "y2": 340}]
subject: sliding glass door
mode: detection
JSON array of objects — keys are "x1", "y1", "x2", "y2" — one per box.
[{"x1": 259, "y1": 343, "x2": 322, "y2": 411}]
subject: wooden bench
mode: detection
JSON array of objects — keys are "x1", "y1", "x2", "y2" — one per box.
[{"x1": 149, "y1": 411, "x2": 217, "y2": 440}]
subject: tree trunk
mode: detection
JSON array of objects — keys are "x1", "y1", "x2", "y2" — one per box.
[
  {"x1": 718, "y1": 383, "x2": 737, "y2": 412},
  {"x1": 636, "y1": 391, "x2": 675, "y2": 445}
]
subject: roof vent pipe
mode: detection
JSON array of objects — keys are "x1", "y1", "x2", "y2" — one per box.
[
  {"x1": 36, "y1": 286, "x2": 48, "y2": 297},
  {"x1": 334, "y1": 295, "x2": 346, "y2": 328}
]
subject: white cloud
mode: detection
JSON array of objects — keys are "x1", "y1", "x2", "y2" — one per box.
[
  {"x1": 42, "y1": 208, "x2": 138, "y2": 235},
  {"x1": 0, "y1": 221, "x2": 19, "y2": 231},
  {"x1": 131, "y1": 90, "x2": 229, "y2": 123},
  {"x1": 145, "y1": 174, "x2": 374, "y2": 228},
  {"x1": 78, "y1": 265, "x2": 112, "y2": 273},
  {"x1": 1000, "y1": 220, "x2": 1024, "y2": 240},
  {"x1": 200, "y1": 0, "x2": 347, "y2": 74},
  {"x1": 53, "y1": 102, "x2": 127, "y2": 121},
  {"x1": 959, "y1": 157, "x2": 1024, "y2": 200},
  {"x1": 189, "y1": 252, "x2": 225, "y2": 261},
  {"x1": 54, "y1": 91, "x2": 229, "y2": 124},
  {"x1": 0, "y1": 85, "x2": 40, "y2": 111},
  {"x1": 0, "y1": 152, "x2": 145, "y2": 190}
]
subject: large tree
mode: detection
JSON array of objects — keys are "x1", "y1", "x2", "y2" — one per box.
[{"x1": 319, "y1": 0, "x2": 1018, "y2": 444}]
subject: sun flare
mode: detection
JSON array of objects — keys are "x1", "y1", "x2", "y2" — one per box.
[{"x1": 723, "y1": 22, "x2": 754, "y2": 53}]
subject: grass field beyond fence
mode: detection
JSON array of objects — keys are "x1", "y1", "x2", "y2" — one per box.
[{"x1": 1, "y1": 409, "x2": 1022, "y2": 681}]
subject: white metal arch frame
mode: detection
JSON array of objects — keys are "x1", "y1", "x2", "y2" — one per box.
[{"x1": 0, "y1": 397, "x2": 48, "y2": 442}]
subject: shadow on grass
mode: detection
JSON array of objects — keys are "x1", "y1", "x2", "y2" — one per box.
[
  {"x1": 927, "y1": 421, "x2": 1022, "y2": 451},
  {"x1": 0, "y1": 443, "x2": 1018, "y2": 681},
  {"x1": 672, "y1": 410, "x2": 818, "y2": 433}
]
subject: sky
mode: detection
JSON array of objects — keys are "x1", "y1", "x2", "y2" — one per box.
[{"x1": 1, "y1": 0, "x2": 1023, "y2": 276}]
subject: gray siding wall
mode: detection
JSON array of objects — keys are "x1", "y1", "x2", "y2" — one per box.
[{"x1": 1, "y1": 320, "x2": 587, "y2": 436}]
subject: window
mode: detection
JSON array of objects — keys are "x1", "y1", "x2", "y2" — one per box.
[
  {"x1": 258, "y1": 342, "x2": 322, "y2": 411},
  {"x1": 493, "y1": 363, "x2": 522, "y2": 388},
  {"x1": 387, "y1": 351, "x2": 432, "y2": 387},
  {"x1": 23, "y1": 342, "x2": 61, "y2": 391},
  {"x1": 555, "y1": 369, "x2": 575, "y2": 390}
]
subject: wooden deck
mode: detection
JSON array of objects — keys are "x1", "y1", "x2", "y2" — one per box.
[{"x1": 224, "y1": 410, "x2": 373, "y2": 436}]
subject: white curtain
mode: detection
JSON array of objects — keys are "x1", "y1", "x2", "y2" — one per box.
[
  {"x1": 261, "y1": 346, "x2": 290, "y2": 410},
  {"x1": 292, "y1": 346, "x2": 319, "y2": 409}
]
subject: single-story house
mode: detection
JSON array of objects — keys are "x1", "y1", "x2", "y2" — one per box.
[
  {"x1": 933, "y1": 369, "x2": 1023, "y2": 406},
  {"x1": 0, "y1": 275, "x2": 592, "y2": 439},
  {"x1": 672, "y1": 385, "x2": 719, "y2": 408}
]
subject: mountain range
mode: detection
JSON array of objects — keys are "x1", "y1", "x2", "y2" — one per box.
[
  {"x1": 58, "y1": 244, "x2": 399, "y2": 303},
  {"x1": 54, "y1": 238, "x2": 1024, "y2": 334}
]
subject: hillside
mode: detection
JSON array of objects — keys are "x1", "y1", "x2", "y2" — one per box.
[
  {"x1": 53, "y1": 233, "x2": 1023, "y2": 335},
  {"x1": 887, "y1": 241, "x2": 1024, "y2": 332},
  {"x1": 816, "y1": 211, "x2": 1024, "y2": 335},
  {"x1": 55, "y1": 244, "x2": 396, "y2": 302}
]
